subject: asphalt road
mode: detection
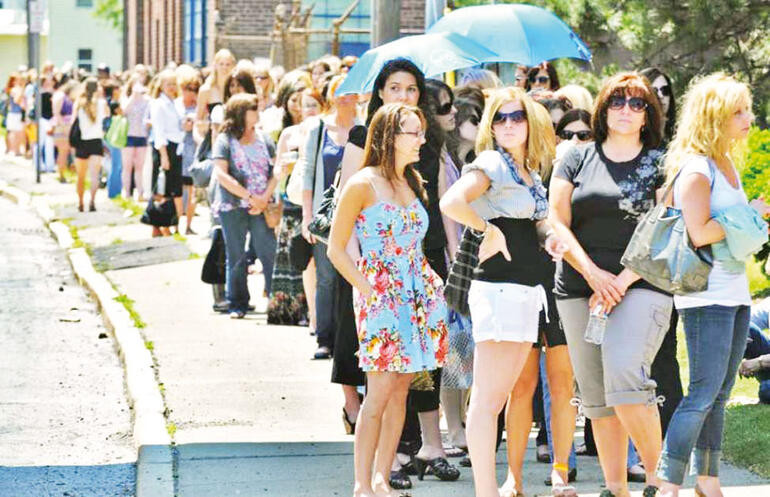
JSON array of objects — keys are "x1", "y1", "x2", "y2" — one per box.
[{"x1": 0, "y1": 196, "x2": 136, "y2": 496}]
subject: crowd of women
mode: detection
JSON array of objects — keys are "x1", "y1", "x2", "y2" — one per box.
[{"x1": 3, "y1": 51, "x2": 768, "y2": 497}]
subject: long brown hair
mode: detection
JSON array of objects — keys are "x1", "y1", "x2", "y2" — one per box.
[
  {"x1": 221, "y1": 93, "x2": 259, "y2": 140},
  {"x1": 362, "y1": 103, "x2": 427, "y2": 204},
  {"x1": 77, "y1": 77, "x2": 99, "y2": 122},
  {"x1": 592, "y1": 71, "x2": 663, "y2": 148}
]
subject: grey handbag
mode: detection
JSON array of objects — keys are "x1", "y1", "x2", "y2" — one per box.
[{"x1": 621, "y1": 168, "x2": 714, "y2": 295}]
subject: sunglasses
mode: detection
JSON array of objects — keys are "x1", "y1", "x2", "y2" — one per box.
[
  {"x1": 559, "y1": 129, "x2": 593, "y2": 141},
  {"x1": 436, "y1": 102, "x2": 454, "y2": 116},
  {"x1": 184, "y1": 85, "x2": 200, "y2": 92},
  {"x1": 533, "y1": 76, "x2": 550, "y2": 84},
  {"x1": 608, "y1": 95, "x2": 648, "y2": 113},
  {"x1": 467, "y1": 115, "x2": 480, "y2": 126},
  {"x1": 399, "y1": 130, "x2": 426, "y2": 139},
  {"x1": 653, "y1": 85, "x2": 671, "y2": 97},
  {"x1": 492, "y1": 110, "x2": 527, "y2": 125},
  {"x1": 255, "y1": 75, "x2": 269, "y2": 81}
]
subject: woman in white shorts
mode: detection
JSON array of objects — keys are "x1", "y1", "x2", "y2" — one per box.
[{"x1": 440, "y1": 87, "x2": 566, "y2": 497}]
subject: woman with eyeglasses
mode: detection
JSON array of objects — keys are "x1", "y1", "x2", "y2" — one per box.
[
  {"x1": 447, "y1": 87, "x2": 485, "y2": 168},
  {"x1": 327, "y1": 102, "x2": 449, "y2": 497},
  {"x1": 555, "y1": 110, "x2": 593, "y2": 145},
  {"x1": 440, "y1": 87, "x2": 566, "y2": 497},
  {"x1": 640, "y1": 68, "x2": 676, "y2": 144},
  {"x1": 549, "y1": 72, "x2": 671, "y2": 497},
  {"x1": 526, "y1": 62, "x2": 561, "y2": 93}
]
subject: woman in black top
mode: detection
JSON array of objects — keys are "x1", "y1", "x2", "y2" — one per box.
[{"x1": 549, "y1": 72, "x2": 671, "y2": 497}]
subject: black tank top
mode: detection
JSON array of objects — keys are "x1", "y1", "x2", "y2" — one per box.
[
  {"x1": 474, "y1": 217, "x2": 549, "y2": 287},
  {"x1": 41, "y1": 92, "x2": 53, "y2": 120}
]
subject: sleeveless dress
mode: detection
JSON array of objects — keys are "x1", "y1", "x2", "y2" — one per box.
[{"x1": 353, "y1": 184, "x2": 449, "y2": 373}]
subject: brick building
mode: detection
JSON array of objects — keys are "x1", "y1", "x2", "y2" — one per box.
[{"x1": 125, "y1": 0, "x2": 427, "y2": 70}]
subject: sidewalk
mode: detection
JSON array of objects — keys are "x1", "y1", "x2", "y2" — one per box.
[{"x1": 1, "y1": 157, "x2": 768, "y2": 497}]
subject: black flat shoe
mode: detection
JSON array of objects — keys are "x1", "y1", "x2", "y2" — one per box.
[
  {"x1": 459, "y1": 455, "x2": 471, "y2": 467},
  {"x1": 413, "y1": 456, "x2": 460, "y2": 481},
  {"x1": 389, "y1": 468, "x2": 412, "y2": 489},
  {"x1": 643, "y1": 485, "x2": 658, "y2": 497},
  {"x1": 544, "y1": 467, "x2": 577, "y2": 485}
]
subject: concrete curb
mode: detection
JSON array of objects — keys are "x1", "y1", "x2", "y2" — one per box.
[{"x1": 0, "y1": 181, "x2": 174, "y2": 497}]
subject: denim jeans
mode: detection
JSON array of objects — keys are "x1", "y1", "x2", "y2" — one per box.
[
  {"x1": 656, "y1": 304, "x2": 750, "y2": 485},
  {"x1": 313, "y1": 241, "x2": 337, "y2": 349},
  {"x1": 220, "y1": 208, "x2": 276, "y2": 313},
  {"x1": 745, "y1": 323, "x2": 770, "y2": 403}
]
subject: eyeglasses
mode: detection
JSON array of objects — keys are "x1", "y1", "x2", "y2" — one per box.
[
  {"x1": 255, "y1": 75, "x2": 269, "y2": 81},
  {"x1": 608, "y1": 95, "x2": 648, "y2": 113},
  {"x1": 653, "y1": 85, "x2": 671, "y2": 98},
  {"x1": 436, "y1": 102, "x2": 454, "y2": 116},
  {"x1": 467, "y1": 115, "x2": 480, "y2": 126},
  {"x1": 184, "y1": 85, "x2": 200, "y2": 92},
  {"x1": 534, "y1": 76, "x2": 550, "y2": 84},
  {"x1": 559, "y1": 129, "x2": 593, "y2": 141},
  {"x1": 492, "y1": 110, "x2": 527, "y2": 125},
  {"x1": 399, "y1": 130, "x2": 426, "y2": 139}
]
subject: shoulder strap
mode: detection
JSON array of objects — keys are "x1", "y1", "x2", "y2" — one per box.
[{"x1": 315, "y1": 119, "x2": 325, "y2": 157}]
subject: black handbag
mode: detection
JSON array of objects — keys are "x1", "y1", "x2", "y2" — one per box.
[
  {"x1": 68, "y1": 117, "x2": 82, "y2": 149},
  {"x1": 307, "y1": 169, "x2": 339, "y2": 244},
  {"x1": 201, "y1": 226, "x2": 226, "y2": 284},
  {"x1": 289, "y1": 227, "x2": 313, "y2": 271},
  {"x1": 140, "y1": 197, "x2": 179, "y2": 227}
]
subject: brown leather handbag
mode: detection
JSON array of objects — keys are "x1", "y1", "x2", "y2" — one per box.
[{"x1": 263, "y1": 201, "x2": 283, "y2": 229}]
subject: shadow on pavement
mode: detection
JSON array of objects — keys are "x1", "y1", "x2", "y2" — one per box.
[{"x1": 0, "y1": 463, "x2": 136, "y2": 497}]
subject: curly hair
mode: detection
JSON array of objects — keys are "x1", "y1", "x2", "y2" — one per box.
[{"x1": 221, "y1": 93, "x2": 259, "y2": 140}]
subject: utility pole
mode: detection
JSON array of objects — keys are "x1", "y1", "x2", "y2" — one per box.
[
  {"x1": 371, "y1": 0, "x2": 401, "y2": 48},
  {"x1": 28, "y1": 0, "x2": 44, "y2": 184}
]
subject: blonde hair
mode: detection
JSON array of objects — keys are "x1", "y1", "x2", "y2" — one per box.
[
  {"x1": 205, "y1": 49, "x2": 236, "y2": 92},
  {"x1": 554, "y1": 84, "x2": 594, "y2": 112},
  {"x1": 664, "y1": 73, "x2": 752, "y2": 183},
  {"x1": 475, "y1": 87, "x2": 555, "y2": 176},
  {"x1": 175, "y1": 64, "x2": 201, "y2": 89},
  {"x1": 152, "y1": 70, "x2": 177, "y2": 98}
]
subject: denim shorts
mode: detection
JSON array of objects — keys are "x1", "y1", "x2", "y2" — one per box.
[
  {"x1": 557, "y1": 288, "x2": 673, "y2": 418},
  {"x1": 126, "y1": 136, "x2": 147, "y2": 147}
]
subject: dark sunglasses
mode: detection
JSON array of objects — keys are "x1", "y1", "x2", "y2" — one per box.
[
  {"x1": 559, "y1": 129, "x2": 593, "y2": 141},
  {"x1": 492, "y1": 110, "x2": 527, "y2": 124},
  {"x1": 653, "y1": 85, "x2": 671, "y2": 97},
  {"x1": 184, "y1": 85, "x2": 200, "y2": 92},
  {"x1": 436, "y1": 102, "x2": 454, "y2": 116},
  {"x1": 467, "y1": 115, "x2": 480, "y2": 126},
  {"x1": 533, "y1": 76, "x2": 549, "y2": 84},
  {"x1": 608, "y1": 95, "x2": 648, "y2": 113}
]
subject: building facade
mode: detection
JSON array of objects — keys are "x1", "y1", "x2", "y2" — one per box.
[
  {"x1": 48, "y1": 0, "x2": 122, "y2": 73},
  {"x1": 125, "y1": 0, "x2": 427, "y2": 70},
  {"x1": 0, "y1": 0, "x2": 49, "y2": 85}
]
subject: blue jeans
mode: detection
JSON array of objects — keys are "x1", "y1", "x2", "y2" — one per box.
[
  {"x1": 745, "y1": 323, "x2": 770, "y2": 403},
  {"x1": 657, "y1": 305, "x2": 750, "y2": 485},
  {"x1": 313, "y1": 242, "x2": 337, "y2": 349},
  {"x1": 220, "y1": 208, "x2": 276, "y2": 313}
]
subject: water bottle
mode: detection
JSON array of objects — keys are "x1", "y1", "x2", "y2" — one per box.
[
  {"x1": 584, "y1": 305, "x2": 607, "y2": 345},
  {"x1": 156, "y1": 170, "x2": 166, "y2": 196}
]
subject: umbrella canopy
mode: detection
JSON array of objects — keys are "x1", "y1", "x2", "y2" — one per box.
[
  {"x1": 427, "y1": 4, "x2": 591, "y2": 65},
  {"x1": 335, "y1": 32, "x2": 498, "y2": 95}
]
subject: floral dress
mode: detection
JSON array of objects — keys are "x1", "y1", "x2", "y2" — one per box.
[{"x1": 353, "y1": 194, "x2": 449, "y2": 373}]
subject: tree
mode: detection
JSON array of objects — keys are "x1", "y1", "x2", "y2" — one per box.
[
  {"x1": 93, "y1": 0, "x2": 123, "y2": 32},
  {"x1": 451, "y1": 0, "x2": 770, "y2": 126}
]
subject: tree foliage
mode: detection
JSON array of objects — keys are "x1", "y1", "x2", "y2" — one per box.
[
  {"x1": 451, "y1": 0, "x2": 770, "y2": 126},
  {"x1": 93, "y1": 0, "x2": 123, "y2": 32}
]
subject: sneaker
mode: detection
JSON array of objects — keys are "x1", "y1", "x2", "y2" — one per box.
[
  {"x1": 313, "y1": 346, "x2": 331, "y2": 359},
  {"x1": 229, "y1": 310, "x2": 245, "y2": 319}
]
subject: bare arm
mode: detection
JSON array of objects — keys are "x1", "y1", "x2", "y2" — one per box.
[
  {"x1": 338, "y1": 142, "x2": 365, "y2": 191},
  {"x1": 214, "y1": 158, "x2": 250, "y2": 200},
  {"x1": 440, "y1": 170, "x2": 510, "y2": 262},
  {"x1": 327, "y1": 178, "x2": 374, "y2": 298},
  {"x1": 194, "y1": 86, "x2": 211, "y2": 140},
  {"x1": 438, "y1": 155, "x2": 460, "y2": 259},
  {"x1": 679, "y1": 172, "x2": 726, "y2": 247}
]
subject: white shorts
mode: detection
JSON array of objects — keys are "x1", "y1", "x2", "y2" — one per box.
[
  {"x1": 467, "y1": 280, "x2": 547, "y2": 343},
  {"x1": 5, "y1": 112, "x2": 23, "y2": 132}
]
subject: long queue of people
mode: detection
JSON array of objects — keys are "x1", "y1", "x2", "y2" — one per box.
[{"x1": 4, "y1": 52, "x2": 767, "y2": 497}]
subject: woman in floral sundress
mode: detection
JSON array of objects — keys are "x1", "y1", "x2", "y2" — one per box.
[{"x1": 328, "y1": 103, "x2": 449, "y2": 497}]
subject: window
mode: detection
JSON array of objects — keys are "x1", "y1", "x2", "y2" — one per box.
[
  {"x1": 76, "y1": 0, "x2": 94, "y2": 7},
  {"x1": 77, "y1": 48, "x2": 92, "y2": 72},
  {"x1": 184, "y1": 0, "x2": 207, "y2": 66}
]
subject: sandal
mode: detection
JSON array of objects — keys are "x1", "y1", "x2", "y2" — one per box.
[
  {"x1": 413, "y1": 456, "x2": 460, "y2": 481},
  {"x1": 388, "y1": 468, "x2": 412, "y2": 490},
  {"x1": 551, "y1": 463, "x2": 578, "y2": 497},
  {"x1": 499, "y1": 481, "x2": 525, "y2": 497},
  {"x1": 342, "y1": 407, "x2": 356, "y2": 435}
]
